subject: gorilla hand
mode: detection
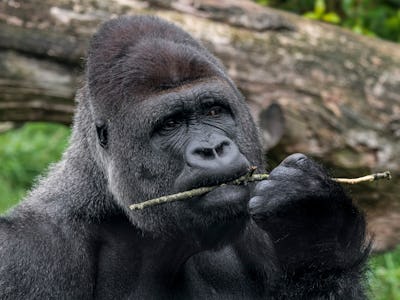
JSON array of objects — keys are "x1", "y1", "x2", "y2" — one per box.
[{"x1": 248, "y1": 153, "x2": 366, "y2": 272}]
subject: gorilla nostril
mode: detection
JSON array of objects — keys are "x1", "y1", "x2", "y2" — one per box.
[
  {"x1": 215, "y1": 141, "x2": 230, "y2": 156},
  {"x1": 194, "y1": 148, "x2": 214, "y2": 159},
  {"x1": 186, "y1": 137, "x2": 240, "y2": 168}
]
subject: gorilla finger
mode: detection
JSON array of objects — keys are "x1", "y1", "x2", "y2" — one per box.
[
  {"x1": 253, "y1": 180, "x2": 273, "y2": 195},
  {"x1": 248, "y1": 191, "x2": 289, "y2": 216},
  {"x1": 279, "y1": 153, "x2": 328, "y2": 176},
  {"x1": 248, "y1": 196, "x2": 265, "y2": 215},
  {"x1": 279, "y1": 153, "x2": 309, "y2": 169},
  {"x1": 268, "y1": 165, "x2": 303, "y2": 181}
]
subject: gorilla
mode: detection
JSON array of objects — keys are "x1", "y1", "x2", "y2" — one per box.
[{"x1": 0, "y1": 15, "x2": 368, "y2": 299}]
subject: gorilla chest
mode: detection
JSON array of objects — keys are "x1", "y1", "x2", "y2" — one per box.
[
  {"x1": 94, "y1": 241, "x2": 264, "y2": 299},
  {"x1": 177, "y1": 250, "x2": 266, "y2": 299}
]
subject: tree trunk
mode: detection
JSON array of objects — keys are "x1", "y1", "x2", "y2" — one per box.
[{"x1": 1, "y1": 0, "x2": 399, "y2": 252}]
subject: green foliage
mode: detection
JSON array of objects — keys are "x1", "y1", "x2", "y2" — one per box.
[
  {"x1": 0, "y1": 122, "x2": 70, "y2": 212},
  {"x1": 0, "y1": 122, "x2": 399, "y2": 298},
  {"x1": 255, "y1": 0, "x2": 400, "y2": 42},
  {"x1": 303, "y1": 0, "x2": 341, "y2": 24},
  {"x1": 369, "y1": 247, "x2": 400, "y2": 300},
  {"x1": 341, "y1": 0, "x2": 400, "y2": 40}
]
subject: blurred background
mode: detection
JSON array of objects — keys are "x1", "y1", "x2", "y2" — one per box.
[{"x1": 0, "y1": 0, "x2": 399, "y2": 298}]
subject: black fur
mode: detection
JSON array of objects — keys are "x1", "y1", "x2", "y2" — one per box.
[{"x1": 0, "y1": 16, "x2": 368, "y2": 299}]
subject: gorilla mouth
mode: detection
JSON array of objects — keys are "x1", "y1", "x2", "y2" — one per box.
[
  {"x1": 180, "y1": 166, "x2": 251, "y2": 210},
  {"x1": 129, "y1": 167, "x2": 253, "y2": 211},
  {"x1": 188, "y1": 184, "x2": 251, "y2": 229},
  {"x1": 198, "y1": 170, "x2": 249, "y2": 189},
  {"x1": 200, "y1": 184, "x2": 249, "y2": 203},
  {"x1": 174, "y1": 167, "x2": 250, "y2": 193}
]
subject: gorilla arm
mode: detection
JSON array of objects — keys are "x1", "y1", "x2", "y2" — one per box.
[{"x1": 248, "y1": 154, "x2": 369, "y2": 299}]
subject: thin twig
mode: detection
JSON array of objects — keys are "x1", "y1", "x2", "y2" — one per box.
[
  {"x1": 332, "y1": 171, "x2": 391, "y2": 184},
  {"x1": 129, "y1": 171, "x2": 391, "y2": 210},
  {"x1": 129, "y1": 172, "x2": 269, "y2": 210}
]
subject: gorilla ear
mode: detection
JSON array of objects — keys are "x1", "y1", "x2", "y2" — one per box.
[
  {"x1": 95, "y1": 119, "x2": 108, "y2": 149},
  {"x1": 259, "y1": 103, "x2": 285, "y2": 150}
]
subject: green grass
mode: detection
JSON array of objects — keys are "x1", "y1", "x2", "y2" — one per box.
[
  {"x1": 0, "y1": 122, "x2": 399, "y2": 299},
  {"x1": 369, "y1": 247, "x2": 400, "y2": 300}
]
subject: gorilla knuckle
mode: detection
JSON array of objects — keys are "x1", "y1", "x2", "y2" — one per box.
[
  {"x1": 268, "y1": 165, "x2": 303, "y2": 181},
  {"x1": 248, "y1": 196, "x2": 266, "y2": 215},
  {"x1": 253, "y1": 180, "x2": 271, "y2": 195},
  {"x1": 281, "y1": 153, "x2": 309, "y2": 167}
]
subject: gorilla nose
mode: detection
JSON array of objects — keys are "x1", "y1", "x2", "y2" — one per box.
[
  {"x1": 192, "y1": 141, "x2": 231, "y2": 160},
  {"x1": 175, "y1": 135, "x2": 250, "y2": 191},
  {"x1": 186, "y1": 135, "x2": 242, "y2": 170}
]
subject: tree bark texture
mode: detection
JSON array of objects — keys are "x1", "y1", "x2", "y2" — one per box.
[{"x1": 0, "y1": 0, "x2": 399, "y2": 252}]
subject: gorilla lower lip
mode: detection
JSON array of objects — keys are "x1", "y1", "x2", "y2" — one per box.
[
  {"x1": 191, "y1": 185, "x2": 249, "y2": 211},
  {"x1": 175, "y1": 167, "x2": 251, "y2": 193}
]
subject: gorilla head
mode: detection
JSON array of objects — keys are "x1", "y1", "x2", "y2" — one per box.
[{"x1": 81, "y1": 16, "x2": 263, "y2": 247}]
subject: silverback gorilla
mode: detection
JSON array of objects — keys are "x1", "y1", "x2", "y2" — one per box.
[{"x1": 0, "y1": 16, "x2": 368, "y2": 299}]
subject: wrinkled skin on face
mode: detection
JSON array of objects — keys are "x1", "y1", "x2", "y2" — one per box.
[{"x1": 96, "y1": 80, "x2": 260, "y2": 246}]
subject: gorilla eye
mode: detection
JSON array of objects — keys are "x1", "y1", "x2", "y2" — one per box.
[
  {"x1": 207, "y1": 106, "x2": 223, "y2": 117},
  {"x1": 162, "y1": 118, "x2": 182, "y2": 131}
]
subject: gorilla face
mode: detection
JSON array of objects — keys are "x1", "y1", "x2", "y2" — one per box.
[
  {"x1": 86, "y1": 16, "x2": 263, "y2": 247},
  {"x1": 151, "y1": 84, "x2": 250, "y2": 192}
]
